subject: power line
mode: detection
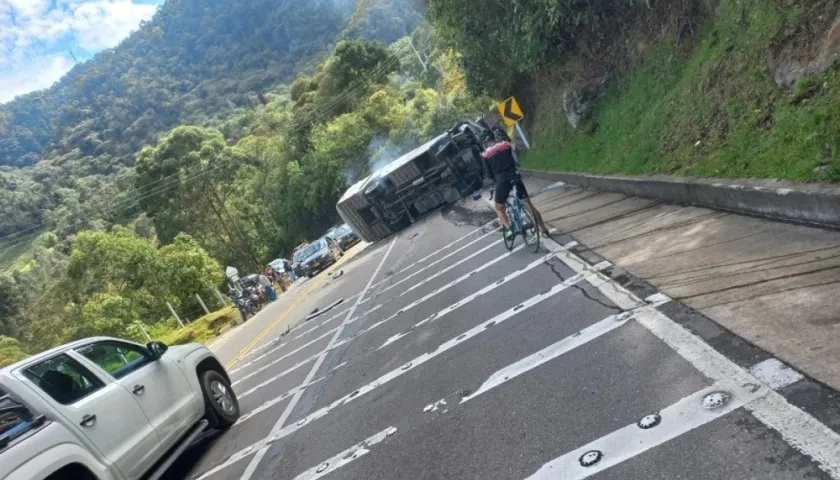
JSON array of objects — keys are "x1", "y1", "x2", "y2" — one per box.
[
  {"x1": 0, "y1": 56, "x2": 400, "y2": 249},
  {"x1": 0, "y1": 56, "x2": 401, "y2": 254}
]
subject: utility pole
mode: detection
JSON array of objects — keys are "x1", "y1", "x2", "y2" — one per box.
[
  {"x1": 166, "y1": 301, "x2": 185, "y2": 328},
  {"x1": 196, "y1": 294, "x2": 210, "y2": 315},
  {"x1": 135, "y1": 322, "x2": 152, "y2": 342},
  {"x1": 215, "y1": 289, "x2": 230, "y2": 307},
  {"x1": 408, "y1": 38, "x2": 428, "y2": 73}
]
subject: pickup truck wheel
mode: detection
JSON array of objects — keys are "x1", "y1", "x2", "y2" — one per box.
[{"x1": 201, "y1": 370, "x2": 240, "y2": 429}]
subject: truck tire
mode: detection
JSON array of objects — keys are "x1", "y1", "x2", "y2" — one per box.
[{"x1": 200, "y1": 370, "x2": 240, "y2": 429}]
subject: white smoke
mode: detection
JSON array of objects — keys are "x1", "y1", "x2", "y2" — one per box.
[{"x1": 345, "y1": 132, "x2": 423, "y2": 186}]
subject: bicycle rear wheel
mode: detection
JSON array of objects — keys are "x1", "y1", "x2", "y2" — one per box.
[
  {"x1": 521, "y1": 203, "x2": 541, "y2": 253},
  {"x1": 503, "y1": 204, "x2": 516, "y2": 251}
]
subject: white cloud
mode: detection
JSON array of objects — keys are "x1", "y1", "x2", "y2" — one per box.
[
  {"x1": 0, "y1": 55, "x2": 74, "y2": 102},
  {"x1": 73, "y1": 1, "x2": 159, "y2": 50},
  {"x1": 0, "y1": 0, "x2": 160, "y2": 102}
]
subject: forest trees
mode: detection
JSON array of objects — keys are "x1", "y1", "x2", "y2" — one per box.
[
  {"x1": 0, "y1": 1, "x2": 488, "y2": 365},
  {"x1": 135, "y1": 126, "x2": 265, "y2": 269},
  {"x1": 27, "y1": 227, "x2": 223, "y2": 349}
]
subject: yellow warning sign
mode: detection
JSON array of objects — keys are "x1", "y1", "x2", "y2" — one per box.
[{"x1": 498, "y1": 96, "x2": 524, "y2": 127}]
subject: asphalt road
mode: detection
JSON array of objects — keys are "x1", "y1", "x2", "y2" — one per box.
[{"x1": 164, "y1": 197, "x2": 840, "y2": 480}]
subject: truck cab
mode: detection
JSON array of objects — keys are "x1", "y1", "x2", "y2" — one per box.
[{"x1": 0, "y1": 337, "x2": 239, "y2": 480}]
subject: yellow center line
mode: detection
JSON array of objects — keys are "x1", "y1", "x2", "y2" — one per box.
[{"x1": 223, "y1": 248, "x2": 360, "y2": 370}]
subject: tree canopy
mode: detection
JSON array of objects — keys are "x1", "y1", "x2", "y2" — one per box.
[{"x1": 0, "y1": 0, "x2": 489, "y2": 365}]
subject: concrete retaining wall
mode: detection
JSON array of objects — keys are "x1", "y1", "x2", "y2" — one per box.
[{"x1": 521, "y1": 169, "x2": 840, "y2": 229}]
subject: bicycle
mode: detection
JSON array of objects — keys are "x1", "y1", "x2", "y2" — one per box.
[{"x1": 492, "y1": 179, "x2": 540, "y2": 253}]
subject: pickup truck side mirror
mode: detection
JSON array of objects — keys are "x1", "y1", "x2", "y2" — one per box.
[{"x1": 146, "y1": 341, "x2": 169, "y2": 360}]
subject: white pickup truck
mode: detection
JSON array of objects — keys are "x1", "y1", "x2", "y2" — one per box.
[{"x1": 0, "y1": 337, "x2": 240, "y2": 480}]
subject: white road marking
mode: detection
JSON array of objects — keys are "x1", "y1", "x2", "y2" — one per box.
[
  {"x1": 237, "y1": 376, "x2": 325, "y2": 424},
  {"x1": 234, "y1": 226, "x2": 504, "y2": 374},
  {"x1": 293, "y1": 427, "x2": 397, "y2": 480},
  {"x1": 235, "y1": 247, "x2": 558, "y2": 399},
  {"x1": 423, "y1": 399, "x2": 447, "y2": 413},
  {"x1": 748, "y1": 358, "x2": 804, "y2": 390},
  {"x1": 238, "y1": 355, "x2": 320, "y2": 398},
  {"x1": 461, "y1": 310, "x2": 635, "y2": 403},
  {"x1": 234, "y1": 246, "x2": 545, "y2": 398},
  {"x1": 380, "y1": 251, "x2": 610, "y2": 351},
  {"x1": 644, "y1": 292, "x2": 672, "y2": 307},
  {"x1": 367, "y1": 225, "x2": 497, "y2": 293},
  {"x1": 233, "y1": 327, "x2": 339, "y2": 385},
  {"x1": 232, "y1": 304, "x2": 385, "y2": 379},
  {"x1": 525, "y1": 382, "x2": 766, "y2": 480},
  {"x1": 382, "y1": 220, "x2": 497, "y2": 278},
  {"x1": 291, "y1": 304, "x2": 382, "y2": 343},
  {"x1": 292, "y1": 312, "x2": 348, "y2": 341},
  {"x1": 240, "y1": 293, "x2": 366, "y2": 360},
  {"x1": 237, "y1": 236, "x2": 399, "y2": 480},
  {"x1": 377, "y1": 236, "x2": 502, "y2": 298},
  {"x1": 198, "y1": 261, "x2": 602, "y2": 479},
  {"x1": 541, "y1": 235, "x2": 840, "y2": 477}
]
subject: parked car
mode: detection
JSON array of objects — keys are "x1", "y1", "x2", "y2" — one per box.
[
  {"x1": 326, "y1": 224, "x2": 360, "y2": 251},
  {"x1": 300, "y1": 237, "x2": 343, "y2": 278},
  {"x1": 291, "y1": 243, "x2": 309, "y2": 279},
  {"x1": 0, "y1": 337, "x2": 239, "y2": 480}
]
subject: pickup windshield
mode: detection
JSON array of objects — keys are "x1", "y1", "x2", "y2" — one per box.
[{"x1": 0, "y1": 389, "x2": 41, "y2": 450}]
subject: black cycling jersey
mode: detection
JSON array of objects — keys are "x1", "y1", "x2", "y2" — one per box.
[{"x1": 481, "y1": 141, "x2": 518, "y2": 183}]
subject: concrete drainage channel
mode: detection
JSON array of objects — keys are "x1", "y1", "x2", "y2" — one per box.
[{"x1": 521, "y1": 169, "x2": 840, "y2": 229}]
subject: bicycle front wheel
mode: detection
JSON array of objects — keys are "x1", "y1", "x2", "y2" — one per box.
[{"x1": 521, "y1": 203, "x2": 541, "y2": 253}]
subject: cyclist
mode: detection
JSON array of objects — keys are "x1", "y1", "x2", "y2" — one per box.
[{"x1": 480, "y1": 129, "x2": 549, "y2": 240}]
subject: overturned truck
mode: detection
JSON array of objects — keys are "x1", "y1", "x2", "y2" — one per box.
[{"x1": 337, "y1": 120, "x2": 488, "y2": 242}]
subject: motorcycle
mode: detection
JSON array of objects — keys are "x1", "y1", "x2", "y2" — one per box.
[{"x1": 242, "y1": 287, "x2": 263, "y2": 316}]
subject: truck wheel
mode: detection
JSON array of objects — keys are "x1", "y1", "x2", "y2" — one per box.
[{"x1": 201, "y1": 370, "x2": 240, "y2": 429}]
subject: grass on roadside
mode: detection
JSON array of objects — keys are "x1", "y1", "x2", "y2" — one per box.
[
  {"x1": 523, "y1": 0, "x2": 840, "y2": 182},
  {"x1": 0, "y1": 307, "x2": 240, "y2": 368},
  {"x1": 157, "y1": 306, "x2": 240, "y2": 346}
]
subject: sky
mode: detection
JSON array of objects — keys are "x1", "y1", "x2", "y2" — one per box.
[{"x1": 0, "y1": 0, "x2": 164, "y2": 103}]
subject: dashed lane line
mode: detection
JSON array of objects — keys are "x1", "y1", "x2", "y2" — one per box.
[
  {"x1": 232, "y1": 243, "x2": 525, "y2": 378},
  {"x1": 237, "y1": 236, "x2": 399, "y2": 480},
  {"x1": 284, "y1": 237, "x2": 503, "y2": 347},
  {"x1": 240, "y1": 231, "x2": 500, "y2": 368},
  {"x1": 234, "y1": 245, "x2": 540, "y2": 398},
  {"x1": 370, "y1": 227, "x2": 499, "y2": 293},
  {"x1": 379, "y1": 219, "x2": 496, "y2": 281},
  {"x1": 194, "y1": 256, "x2": 609, "y2": 479},
  {"x1": 293, "y1": 426, "x2": 397, "y2": 480},
  {"x1": 232, "y1": 328, "x2": 337, "y2": 387},
  {"x1": 224, "y1": 278, "x2": 325, "y2": 370}
]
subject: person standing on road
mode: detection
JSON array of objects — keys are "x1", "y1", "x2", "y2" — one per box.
[
  {"x1": 284, "y1": 258, "x2": 297, "y2": 282},
  {"x1": 258, "y1": 273, "x2": 277, "y2": 302},
  {"x1": 266, "y1": 266, "x2": 286, "y2": 293},
  {"x1": 480, "y1": 130, "x2": 549, "y2": 240}
]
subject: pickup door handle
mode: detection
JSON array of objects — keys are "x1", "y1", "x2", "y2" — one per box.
[
  {"x1": 80, "y1": 414, "x2": 97, "y2": 427},
  {"x1": 132, "y1": 384, "x2": 145, "y2": 395}
]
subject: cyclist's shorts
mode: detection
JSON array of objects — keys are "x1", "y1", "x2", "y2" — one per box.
[{"x1": 494, "y1": 178, "x2": 528, "y2": 204}]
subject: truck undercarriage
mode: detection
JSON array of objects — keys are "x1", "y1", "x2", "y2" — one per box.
[{"x1": 337, "y1": 120, "x2": 489, "y2": 242}]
